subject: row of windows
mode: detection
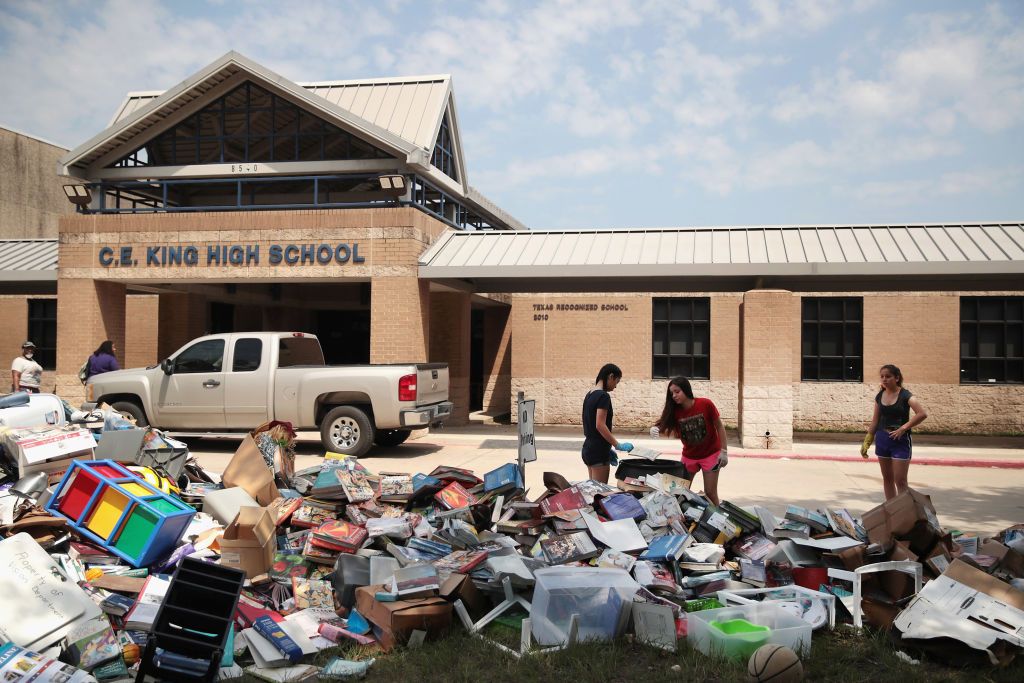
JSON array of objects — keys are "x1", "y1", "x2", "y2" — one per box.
[
  {"x1": 653, "y1": 296, "x2": 1024, "y2": 384},
  {"x1": 23, "y1": 295, "x2": 1024, "y2": 384}
]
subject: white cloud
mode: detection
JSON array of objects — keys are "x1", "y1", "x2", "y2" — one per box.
[
  {"x1": 0, "y1": 0, "x2": 398, "y2": 146},
  {"x1": 399, "y1": 0, "x2": 642, "y2": 110},
  {"x1": 851, "y1": 166, "x2": 1024, "y2": 205},
  {"x1": 545, "y1": 66, "x2": 650, "y2": 138},
  {"x1": 475, "y1": 143, "x2": 662, "y2": 190},
  {"x1": 770, "y1": 9, "x2": 1024, "y2": 134}
]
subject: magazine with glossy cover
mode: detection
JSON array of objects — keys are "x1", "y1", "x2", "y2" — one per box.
[
  {"x1": 434, "y1": 481, "x2": 477, "y2": 510},
  {"x1": 540, "y1": 531, "x2": 599, "y2": 564},
  {"x1": 391, "y1": 563, "x2": 441, "y2": 596}
]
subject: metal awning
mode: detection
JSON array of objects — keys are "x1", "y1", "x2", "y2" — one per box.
[
  {"x1": 418, "y1": 223, "x2": 1024, "y2": 291},
  {"x1": 0, "y1": 240, "x2": 58, "y2": 281}
]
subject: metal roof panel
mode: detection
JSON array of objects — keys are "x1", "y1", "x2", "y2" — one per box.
[
  {"x1": 985, "y1": 225, "x2": 1024, "y2": 259},
  {"x1": 835, "y1": 228, "x2": 864, "y2": 262},
  {"x1": 693, "y1": 231, "x2": 712, "y2": 263},
  {"x1": 639, "y1": 232, "x2": 661, "y2": 264},
  {"x1": 764, "y1": 229, "x2": 787, "y2": 263},
  {"x1": 565, "y1": 233, "x2": 597, "y2": 266},
  {"x1": 944, "y1": 225, "x2": 987, "y2": 261},
  {"x1": 712, "y1": 231, "x2": 730, "y2": 264},
  {"x1": 782, "y1": 229, "x2": 807, "y2": 263},
  {"x1": 927, "y1": 226, "x2": 967, "y2": 261},
  {"x1": 747, "y1": 230, "x2": 768, "y2": 264},
  {"x1": 854, "y1": 228, "x2": 885, "y2": 263},
  {"x1": 906, "y1": 227, "x2": 946, "y2": 261},
  {"x1": 675, "y1": 231, "x2": 695, "y2": 264},
  {"x1": 729, "y1": 230, "x2": 749, "y2": 264}
]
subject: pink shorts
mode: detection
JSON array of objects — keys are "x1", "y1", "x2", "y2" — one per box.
[{"x1": 683, "y1": 450, "x2": 722, "y2": 475}]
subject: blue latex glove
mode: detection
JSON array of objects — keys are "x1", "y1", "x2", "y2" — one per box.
[
  {"x1": 608, "y1": 449, "x2": 619, "y2": 466},
  {"x1": 616, "y1": 442, "x2": 634, "y2": 452}
]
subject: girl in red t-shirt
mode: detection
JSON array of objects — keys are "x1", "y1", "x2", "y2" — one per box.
[{"x1": 650, "y1": 377, "x2": 728, "y2": 505}]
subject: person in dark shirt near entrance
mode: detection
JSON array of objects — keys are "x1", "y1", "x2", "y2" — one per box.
[
  {"x1": 860, "y1": 364, "x2": 928, "y2": 500},
  {"x1": 581, "y1": 363, "x2": 633, "y2": 484},
  {"x1": 86, "y1": 340, "x2": 121, "y2": 380},
  {"x1": 650, "y1": 376, "x2": 728, "y2": 505}
]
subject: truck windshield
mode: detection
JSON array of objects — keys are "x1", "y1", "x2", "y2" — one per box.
[{"x1": 278, "y1": 337, "x2": 325, "y2": 367}]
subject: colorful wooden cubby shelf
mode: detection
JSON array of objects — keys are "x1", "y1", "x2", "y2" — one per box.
[{"x1": 46, "y1": 459, "x2": 194, "y2": 567}]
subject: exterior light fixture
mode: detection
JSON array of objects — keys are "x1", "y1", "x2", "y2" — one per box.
[
  {"x1": 62, "y1": 184, "x2": 92, "y2": 207},
  {"x1": 377, "y1": 174, "x2": 407, "y2": 199}
]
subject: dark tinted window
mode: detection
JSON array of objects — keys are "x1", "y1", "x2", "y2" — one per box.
[
  {"x1": 174, "y1": 340, "x2": 225, "y2": 373},
  {"x1": 652, "y1": 297, "x2": 710, "y2": 380},
  {"x1": 232, "y1": 338, "x2": 262, "y2": 372},
  {"x1": 801, "y1": 297, "x2": 862, "y2": 382},
  {"x1": 27, "y1": 299, "x2": 57, "y2": 370},
  {"x1": 278, "y1": 337, "x2": 325, "y2": 367},
  {"x1": 960, "y1": 297, "x2": 1024, "y2": 384}
]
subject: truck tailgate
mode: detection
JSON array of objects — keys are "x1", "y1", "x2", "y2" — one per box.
[{"x1": 416, "y1": 364, "x2": 449, "y2": 406}]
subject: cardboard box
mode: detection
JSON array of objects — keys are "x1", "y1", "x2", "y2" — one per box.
[
  {"x1": 354, "y1": 583, "x2": 452, "y2": 651},
  {"x1": 439, "y1": 572, "x2": 490, "y2": 621},
  {"x1": 1, "y1": 426, "x2": 96, "y2": 482},
  {"x1": 978, "y1": 539, "x2": 1024, "y2": 579},
  {"x1": 219, "y1": 506, "x2": 275, "y2": 578},
  {"x1": 222, "y1": 435, "x2": 279, "y2": 506},
  {"x1": 895, "y1": 559, "x2": 1024, "y2": 665},
  {"x1": 861, "y1": 488, "x2": 941, "y2": 548}
]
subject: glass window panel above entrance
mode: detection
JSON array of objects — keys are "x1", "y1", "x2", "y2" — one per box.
[{"x1": 109, "y1": 81, "x2": 394, "y2": 167}]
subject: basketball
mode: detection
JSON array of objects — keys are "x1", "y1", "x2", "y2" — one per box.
[{"x1": 747, "y1": 644, "x2": 803, "y2": 682}]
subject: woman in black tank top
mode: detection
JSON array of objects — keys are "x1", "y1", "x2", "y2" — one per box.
[{"x1": 862, "y1": 364, "x2": 929, "y2": 500}]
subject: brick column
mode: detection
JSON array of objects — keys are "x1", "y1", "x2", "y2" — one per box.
[
  {"x1": 738, "y1": 289, "x2": 797, "y2": 449},
  {"x1": 56, "y1": 278, "x2": 126, "y2": 404},
  {"x1": 429, "y1": 291, "x2": 471, "y2": 425},
  {"x1": 370, "y1": 276, "x2": 429, "y2": 364},
  {"x1": 157, "y1": 293, "x2": 208, "y2": 359},
  {"x1": 482, "y1": 305, "x2": 512, "y2": 416},
  {"x1": 125, "y1": 295, "x2": 159, "y2": 370}
]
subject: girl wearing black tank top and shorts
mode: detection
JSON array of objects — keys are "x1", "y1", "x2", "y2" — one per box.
[{"x1": 860, "y1": 364, "x2": 929, "y2": 500}]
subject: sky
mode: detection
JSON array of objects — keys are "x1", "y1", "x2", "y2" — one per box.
[{"x1": 1, "y1": 0, "x2": 1022, "y2": 229}]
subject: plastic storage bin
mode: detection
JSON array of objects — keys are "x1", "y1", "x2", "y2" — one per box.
[
  {"x1": 717, "y1": 585, "x2": 836, "y2": 630},
  {"x1": 530, "y1": 567, "x2": 640, "y2": 646},
  {"x1": 687, "y1": 603, "x2": 812, "y2": 660},
  {"x1": 138, "y1": 557, "x2": 245, "y2": 682}
]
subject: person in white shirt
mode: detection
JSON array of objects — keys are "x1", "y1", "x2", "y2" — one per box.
[{"x1": 11, "y1": 341, "x2": 44, "y2": 393}]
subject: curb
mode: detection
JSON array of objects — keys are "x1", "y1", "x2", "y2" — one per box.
[{"x1": 730, "y1": 452, "x2": 1024, "y2": 469}]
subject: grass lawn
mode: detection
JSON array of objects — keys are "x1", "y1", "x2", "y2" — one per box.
[{"x1": 225, "y1": 623, "x2": 1024, "y2": 682}]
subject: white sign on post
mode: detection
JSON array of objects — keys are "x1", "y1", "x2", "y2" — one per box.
[{"x1": 517, "y1": 397, "x2": 537, "y2": 479}]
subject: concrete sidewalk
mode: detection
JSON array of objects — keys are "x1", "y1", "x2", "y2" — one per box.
[{"x1": 186, "y1": 424, "x2": 1024, "y2": 539}]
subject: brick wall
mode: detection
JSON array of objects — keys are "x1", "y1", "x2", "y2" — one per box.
[
  {"x1": 508, "y1": 293, "x2": 741, "y2": 429},
  {"x1": 739, "y1": 290, "x2": 798, "y2": 448},
  {"x1": 125, "y1": 295, "x2": 159, "y2": 369},
  {"x1": 429, "y1": 292, "x2": 471, "y2": 424},
  {"x1": 56, "y1": 279, "x2": 125, "y2": 403}
]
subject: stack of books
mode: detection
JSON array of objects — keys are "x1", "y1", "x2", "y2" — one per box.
[
  {"x1": 378, "y1": 473, "x2": 414, "y2": 504},
  {"x1": 310, "y1": 520, "x2": 368, "y2": 554}
]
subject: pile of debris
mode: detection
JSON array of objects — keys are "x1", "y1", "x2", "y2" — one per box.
[{"x1": 0, "y1": 394, "x2": 1021, "y2": 682}]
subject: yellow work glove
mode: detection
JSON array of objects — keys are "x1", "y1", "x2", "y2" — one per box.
[{"x1": 860, "y1": 433, "x2": 873, "y2": 459}]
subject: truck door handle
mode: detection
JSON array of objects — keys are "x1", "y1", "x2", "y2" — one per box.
[{"x1": 202, "y1": 379, "x2": 221, "y2": 388}]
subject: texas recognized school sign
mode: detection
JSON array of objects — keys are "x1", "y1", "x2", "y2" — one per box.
[{"x1": 98, "y1": 242, "x2": 366, "y2": 267}]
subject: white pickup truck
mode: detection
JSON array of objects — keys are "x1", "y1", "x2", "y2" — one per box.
[{"x1": 87, "y1": 332, "x2": 452, "y2": 456}]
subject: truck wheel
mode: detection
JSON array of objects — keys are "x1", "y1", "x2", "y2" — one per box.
[
  {"x1": 320, "y1": 406, "x2": 374, "y2": 457},
  {"x1": 111, "y1": 401, "x2": 148, "y2": 427},
  {"x1": 374, "y1": 429, "x2": 411, "y2": 448}
]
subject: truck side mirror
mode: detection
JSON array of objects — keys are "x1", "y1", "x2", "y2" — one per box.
[{"x1": 160, "y1": 358, "x2": 175, "y2": 376}]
